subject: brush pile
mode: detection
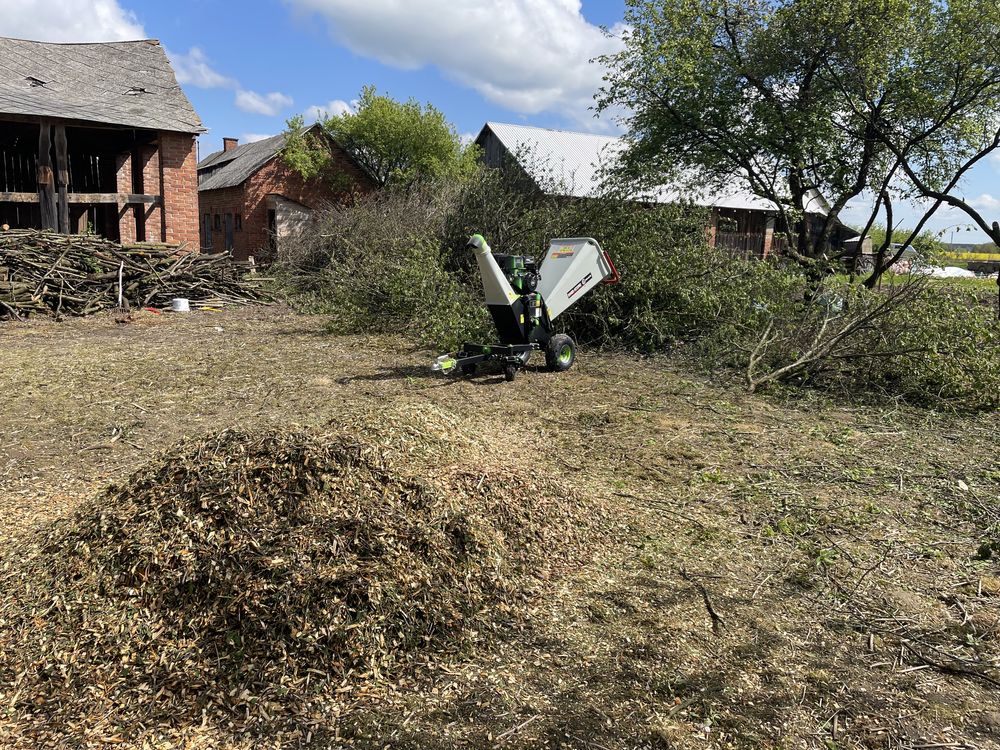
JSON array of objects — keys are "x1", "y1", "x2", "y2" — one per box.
[
  {"x1": 0, "y1": 229, "x2": 267, "y2": 320},
  {"x1": 0, "y1": 414, "x2": 583, "y2": 745}
]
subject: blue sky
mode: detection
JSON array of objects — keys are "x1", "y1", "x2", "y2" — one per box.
[{"x1": 7, "y1": 0, "x2": 998, "y2": 243}]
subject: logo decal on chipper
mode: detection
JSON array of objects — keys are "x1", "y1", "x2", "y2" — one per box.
[
  {"x1": 552, "y1": 247, "x2": 575, "y2": 259},
  {"x1": 567, "y1": 273, "x2": 593, "y2": 299}
]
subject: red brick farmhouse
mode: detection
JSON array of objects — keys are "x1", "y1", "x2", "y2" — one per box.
[
  {"x1": 0, "y1": 37, "x2": 203, "y2": 247},
  {"x1": 197, "y1": 126, "x2": 374, "y2": 261}
]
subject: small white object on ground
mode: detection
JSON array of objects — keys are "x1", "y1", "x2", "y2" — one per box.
[{"x1": 915, "y1": 266, "x2": 977, "y2": 279}]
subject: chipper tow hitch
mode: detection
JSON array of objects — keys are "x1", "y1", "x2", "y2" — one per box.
[{"x1": 432, "y1": 234, "x2": 619, "y2": 382}]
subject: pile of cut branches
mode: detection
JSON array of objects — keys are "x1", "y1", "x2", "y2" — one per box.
[
  {"x1": 0, "y1": 229, "x2": 268, "y2": 320},
  {"x1": 0, "y1": 414, "x2": 584, "y2": 744}
]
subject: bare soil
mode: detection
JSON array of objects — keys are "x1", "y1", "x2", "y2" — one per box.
[{"x1": 1, "y1": 307, "x2": 998, "y2": 749}]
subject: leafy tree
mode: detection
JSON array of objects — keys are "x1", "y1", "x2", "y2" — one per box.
[
  {"x1": 598, "y1": 0, "x2": 1000, "y2": 289},
  {"x1": 281, "y1": 117, "x2": 341, "y2": 183},
  {"x1": 863, "y1": 224, "x2": 947, "y2": 267},
  {"x1": 284, "y1": 86, "x2": 477, "y2": 189}
]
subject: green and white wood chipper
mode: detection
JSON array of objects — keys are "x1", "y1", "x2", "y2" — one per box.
[{"x1": 432, "y1": 234, "x2": 619, "y2": 381}]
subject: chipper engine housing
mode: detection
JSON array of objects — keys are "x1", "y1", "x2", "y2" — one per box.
[{"x1": 433, "y1": 234, "x2": 618, "y2": 381}]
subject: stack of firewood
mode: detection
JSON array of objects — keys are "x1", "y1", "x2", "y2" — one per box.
[{"x1": 0, "y1": 229, "x2": 269, "y2": 320}]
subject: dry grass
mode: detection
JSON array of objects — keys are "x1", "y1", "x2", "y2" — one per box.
[{"x1": 1, "y1": 307, "x2": 998, "y2": 749}]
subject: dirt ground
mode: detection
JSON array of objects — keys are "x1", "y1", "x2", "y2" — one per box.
[{"x1": 1, "y1": 307, "x2": 998, "y2": 749}]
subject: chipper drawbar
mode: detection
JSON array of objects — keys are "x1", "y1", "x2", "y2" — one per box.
[{"x1": 432, "y1": 234, "x2": 619, "y2": 381}]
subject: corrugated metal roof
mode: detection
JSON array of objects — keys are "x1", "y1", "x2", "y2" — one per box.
[
  {"x1": 478, "y1": 122, "x2": 782, "y2": 212},
  {"x1": 197, "y1": 132, "x2": 288, "y2": 191},
  {"x1": 0, "y1": 37, "x2": 204, "y2": 133}
]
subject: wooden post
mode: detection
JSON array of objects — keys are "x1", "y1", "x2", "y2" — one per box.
[
  {"x1": 54, "y1": 124, "x2": 70, "y2": 234},
  {"x1": 37, "y1": 120, "x2": 58, "y2": 231}
]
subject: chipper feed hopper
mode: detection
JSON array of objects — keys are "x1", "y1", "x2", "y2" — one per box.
[{"x1": 432, "y1": 234, "x2": 619, "y2": 381}]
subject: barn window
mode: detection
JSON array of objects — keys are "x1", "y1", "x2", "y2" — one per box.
[{"x1": 235, "y1": 213, "x2": 242, "y2": 231}]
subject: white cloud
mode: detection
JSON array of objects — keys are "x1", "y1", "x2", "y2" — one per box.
[
  {"x1": 284, "y1": 0, "x2": 625, "y2": 129},
  {"x1": 4, "y1": 0, "x2": 144, "y2": 42},
  {"x1": 241, "y1": 133, "x2": 273, "y2": 143},
  {"x1": 167, "y1": 48, "x2": 292, "y2": 125},
  {"x1": 167, "y1": 47, "x2": 236, "y2": 89},
  {"x1": 304, "y1": 99, "x2": 354, "y2": 122},
  {"x1": 970, "y1": 193, "x2": 1000, "y2": 211},
  {"x1": 235, "y1": 90, "x2": 294, "y2": 116}
]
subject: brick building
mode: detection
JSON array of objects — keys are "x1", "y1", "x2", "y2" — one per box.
[
  {"x1": 0, "y1": 37, "x2": 203, "y2": 246},
  {"x1": 197, "y1": 125, "x2": 374, "y2": 261}
]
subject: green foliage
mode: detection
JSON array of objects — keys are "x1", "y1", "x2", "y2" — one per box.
[
  {"x1": 598, "y1": 0, "x2": 1000, "y2": 266},
  {"x1": 278, "y1": 162, "x2": 999, "y2": 412},
  {"x1": 280, "y1": 115, "x2": 331, "y2": 182},
  {"x1": 275, "y1": 179, "x2": 492, "y2": 349},
  {"x1": 864, "y1": 224, "x2": 948, "y2": 265},
  {"x1": 315, "y1": 86, "x2": 478, "y2": 188},
  {"x1": 872, "y1": 287, "x2": 1000, "y2": 410}
]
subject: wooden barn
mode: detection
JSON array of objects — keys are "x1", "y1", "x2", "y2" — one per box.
[
  {"x1": 0, "y1": 37, "x2": 203, "y2": 247},
  {"x1": 475, "y1": 122, "x2": 858, "y2": 260}
]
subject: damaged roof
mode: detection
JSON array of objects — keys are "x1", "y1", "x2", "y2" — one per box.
[{"x1": 0, "y1": 37, "x2": 204, "y2": 133}]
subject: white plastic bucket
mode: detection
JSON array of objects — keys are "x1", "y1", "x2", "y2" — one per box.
[{"x1": 170, "y1": 298, "x2": 190, "y2": 313}]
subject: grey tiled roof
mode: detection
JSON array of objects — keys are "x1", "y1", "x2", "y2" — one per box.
[
  {"x1": 0, "y1": 37, "x2": 204, "y2": 133},
  {"x1": 197, "y1": 132, "x2": 288, "y2": 191}
]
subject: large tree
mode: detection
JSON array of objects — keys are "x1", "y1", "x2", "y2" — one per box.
[
  {"x1": 598, "y1": 0, "x2": 1000, "y2": 285},
  {"x1": 284, "y1": 86, "x2": 477, "y2": 189}
]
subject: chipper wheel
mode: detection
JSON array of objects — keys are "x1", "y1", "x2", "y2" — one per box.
[{"x1": 545, "y1": 334, "x2": 576, "y2": 372}]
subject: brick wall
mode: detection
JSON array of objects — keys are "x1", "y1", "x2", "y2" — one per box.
[
  {"x1": 115, "y1": 151, "x2": 135, "y2": 244},
  {"x1": 199, "y1": 140, "x2": 375, "y2": 261},
  {"x1": 139, "y1": 144, "x2": 163, "y2": 242},
  {"x1": 159, "y1": 132, "x2": 200, "y2": 248},
  {"x1": 198, "y1": 185, "x2": 245, "y2": 254},
  {"x1": 112, "y1": 133, "x2": 199, "y2": 247}
]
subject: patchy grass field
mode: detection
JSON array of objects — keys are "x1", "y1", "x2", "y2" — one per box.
[{"x1": 1, "y1": 307, "x2": 998, "y2": 749}]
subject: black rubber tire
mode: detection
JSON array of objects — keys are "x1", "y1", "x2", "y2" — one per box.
[
  {"x1": 503, "y1": 363, "x2": 519, "y2": 382},
  {"x1": 545, "y1": 334, "x2": 576, "y2": 372},
  {"x1": 460, "y1": 363, "x2": 477, "y2": 377}
]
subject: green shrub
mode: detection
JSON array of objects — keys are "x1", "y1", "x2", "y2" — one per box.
[
  {"x1": 863, "y1": 285, "x2": 1000, "y2": 410},
  {"x1": 277, "y1": 167, "x2": 999, "y2": 412}
]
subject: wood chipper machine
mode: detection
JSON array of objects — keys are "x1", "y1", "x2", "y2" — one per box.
[{"x1": 432, "y1": 234, "x2": 619, "y2": 381}]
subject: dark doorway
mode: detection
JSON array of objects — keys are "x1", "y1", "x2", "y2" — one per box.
[{"x1": 267, "y1": 208, "x2": 277, "y2": 255}]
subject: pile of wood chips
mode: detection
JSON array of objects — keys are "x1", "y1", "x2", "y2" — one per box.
[
  {"x1": 0, "y1": 407, "x2": 585, "y2": 746},
  {"x1": 0, "y1": 228, "x2": 268, "y2": 320}
]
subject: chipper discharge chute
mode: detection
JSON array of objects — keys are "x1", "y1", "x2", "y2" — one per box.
[{"x1": 432, "y1": 234, "x2": 619, "y2": 381}]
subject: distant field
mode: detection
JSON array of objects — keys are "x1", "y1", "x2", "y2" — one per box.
[{"x1": 945, "y1": 252, "x2": 1000, "y2": 262}]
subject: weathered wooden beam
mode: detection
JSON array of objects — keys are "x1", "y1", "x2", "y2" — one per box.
[
  {"x1": 37, "y1": 120, "x2": 58, "y2": 231},
  {"x1": 54, "y1": 124, "x2": 70, "y2": 234},
  {"x1": 0, "y1": 192, "x2": 40, "y2": 203},
  {"x1": 119, "y1": 193, "x2": 161, "y2": 205},
  {"x1": 0, "y1": 192, "x2": 161, "y2": 205}
]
